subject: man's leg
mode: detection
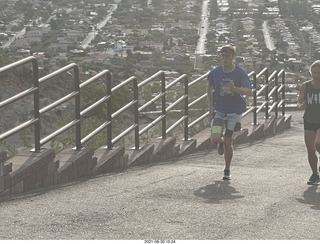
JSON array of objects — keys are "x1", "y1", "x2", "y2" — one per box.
[
  {"x1": 222, "y1": 113, "x2": 241, "y2": 180},
  {"x1": 224, "y1": 136, "x2": 233, "y2": 171},
  {"x1": 210, "y1": 112, "x2": 225, "y2": 146}
]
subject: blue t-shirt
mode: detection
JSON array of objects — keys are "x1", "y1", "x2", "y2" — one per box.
[{"x1": 208, "y1": 65, "x2": 252, "y2": 114}]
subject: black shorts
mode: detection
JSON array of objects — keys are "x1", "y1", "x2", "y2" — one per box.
[{"x1": 304, "y1": 119, "x2": 320, "y2": 131}]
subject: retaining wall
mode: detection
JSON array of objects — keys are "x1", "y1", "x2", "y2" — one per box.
[{"x1": 0, "y1": 114, "x2": 292, "y2": 199}]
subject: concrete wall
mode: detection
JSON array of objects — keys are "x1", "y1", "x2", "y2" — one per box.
[{"x1": 0, "y1": 114, "x2": 292, "y2": 199}]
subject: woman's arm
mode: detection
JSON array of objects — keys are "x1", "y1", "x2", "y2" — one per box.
[{"x1": 297, "y1": 82, "x2": 306, "y2": 109}]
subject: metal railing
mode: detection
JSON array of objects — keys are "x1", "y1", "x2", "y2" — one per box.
[
  {"x1": 0, "y1": 57, "x2": 287, "y2": 154},
  {"x1": 38, "y1": 63, "x2": 81, "y2": 151},
  {"x1": 138, "y1": 71, "x2": 166, "y2": 140},
  {"x1": 187, "y1": 71, "x2": 210, "y2": 129},
  {"x1": 110, "y1": 76, "x2": 139, "y2": 149},
  {"x1": 243, "y1": 67, "x2": 286, "y2": 125},
  {"x1": 0, "y1": 56, "x2": 41, "y2": 151},
  {"x1": 79, "y1": 69, "x2": 112, "y2": 148}
]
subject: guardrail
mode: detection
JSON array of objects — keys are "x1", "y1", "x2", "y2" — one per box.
[
  {"x1": 0, "y1": 56, "x2": 41, "y2": 151},
  {"x1": 243, "y1": 67, "x2": 286, "y2": 125},
  {"x1": 38, "y1": 63, "x2": 81, "y2": 151},
  {"x1": 0, "y1": 57, "x2": 286, "y2": 154}
]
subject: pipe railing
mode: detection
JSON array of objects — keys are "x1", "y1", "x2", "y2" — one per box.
[
  {"x1": 165, "y1": 74, "x2": 189, "y2": 140},
  {"x1": 138, "y1": 71, "x2": 166, "y2": 139},
  {"x1": 79, "y1": 70, "x2": 112, "y2": 147},
  {"x1": 187, "y1": 71, "x2": 210, "y2": 129},
  {"x1": 38, "y1": 63, "x2": 81, "y2": 150},
  {"x1": 110, "y1": 76, "x2": 139, "y2": 149},
  {"x1": 0, "y1": 57, "x2": 287, "y2": 154},
  {"x1": 278, "y1": 69, "x2": 286, "y2": 116},
  {"x1": 0, "y1": 56, "x2": 41, "y2": 151}
]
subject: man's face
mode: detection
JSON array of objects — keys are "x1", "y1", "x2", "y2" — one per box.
[{"x1": 220, "y1": 53, "x2": 234, "y2": 65}]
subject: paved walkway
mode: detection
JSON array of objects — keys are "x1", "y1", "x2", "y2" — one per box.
[{"x1": 0, "y1": 112, "x2": 319, "y2": 240}]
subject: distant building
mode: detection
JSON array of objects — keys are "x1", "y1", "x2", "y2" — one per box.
[
  {"x1": 69, "y1": 49, "x2": 84, "y2": 57},
  {"x1": 139, "y1": 41, "x2": 163, "y2": 51},
  {"x1": 16, "y1": 49, "x2": 30, "y2": 57}
]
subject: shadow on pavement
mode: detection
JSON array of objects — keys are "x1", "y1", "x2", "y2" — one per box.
[
  {"x1": 194, "y1": 180, "x2": 245, "y2": 204},
  {"x1": 296, "y1": 185, "x2": 320, "y2": 211}
]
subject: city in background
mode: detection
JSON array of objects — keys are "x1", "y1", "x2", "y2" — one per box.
[
  {"x1": 0, "y1": 0, "x2": 319, "y2": 151},
  {"x1": 1, "y1": 0, "x2": 320, "y2": 89}
]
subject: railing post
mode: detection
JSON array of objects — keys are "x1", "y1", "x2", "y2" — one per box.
[
  {"x1": 106, "y1": 72, "x2": 112, "y2": 149},
  {"x1": 281, "y1": 70, "x2": 286, "y2": 116},
  {"x1": 274, "y1": 71, "x2": 279, "y2": 119},
  {"x1": 184, "y1": 75, "x2": 189, "y2": 141},
  {"x1": 133, "y1": 77, "x2": 140, "y2": 149},
  {"x1": 32, "y1": 59, "x2": 41, "y2": 152},
  {"x1": 161, "y1": 72, "x2": 166, "y2": 139},
  {"x1": 265, "y1": 69, "x2": 269, "y2": 119},
  {"x1": 252, "y1": 72, "x2": 257, "y2": 125},
  {"x1": 74, "y1": 65, "x2": 82, "y2": 150}
]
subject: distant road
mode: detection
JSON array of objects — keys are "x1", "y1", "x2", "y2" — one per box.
[
  {"x1": 263, "y1": 20, "x2": 275, "y2": 51},
  {"x1": 194, "y1": 0, "x2": 210, "y2": 70},
  {"x1": 1, "y1": 0, "x2": 122, "y2": 50},
  {"x1": 80, "y1": 0, "x2": 122, "y2": 49},
  {"x1": 1, "y1": 16, "x2": 44, "y2": 49},
  {"x1": 1, "y1": 28, "x2": 26, "y2": 49},
  {"x1": 196, "y1": 0, "x2": 209, "y2": 55}
]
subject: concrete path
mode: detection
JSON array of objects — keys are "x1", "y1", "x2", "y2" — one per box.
[{"x1": 0, "y1": 114, "x2": 319, "y2": 240}]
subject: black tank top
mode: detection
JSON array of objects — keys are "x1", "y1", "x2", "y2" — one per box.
[{"x1": 304, "y1": 81, "x2": 320, "y2": 123}]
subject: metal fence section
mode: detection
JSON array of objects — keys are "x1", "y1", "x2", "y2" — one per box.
[
  {"x1": 79, "y1": 70, "x2": 112, "y2": 148},
  {"x1": 187, "y1": 71, "x2": 210, "y2": 130},
  {"x1": 165, "y1": 74, "x2": 189, "y2": 141},
  {"x1": 0, "y1": 56, "x2": 41, "y2": 151},
  {"x1": 0, "y1": 57, "x2": 287, "y2": 154},
  {"x1": 110, "y1": 76, "x2": 139, "y2": 149},
  {"x1": 38, "y1": 63, "x2": 81, "y2": 151},
  {"x1": 138, "y1": 71, "x2": 166, "y2": 139},
  {"x1": 243, "y1": 68, "x2": 286, "y2": 125}
]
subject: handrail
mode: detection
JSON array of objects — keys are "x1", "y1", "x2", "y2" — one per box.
[
  {"x1": 79, "y1": 70, "x2": 112, "y2": 146},
  {"x1": 138, "y1": 70, "x2": 164, "y2": 88},
  {"x1": 0, "y1": 56, "x2": 41, "y2": 151},
  {"x1": 189, "y1": 71, "x2": 210, "y2": 87},
  {"x1": 165, "y1": 74, "x2": 189, "y2": 140},
  {"x1": 278, "y1": 69, "x2": 286, "y2": 116},
  {"x1": 245, "y1": 68, "x2": 286, "y2": 125},
  {"x1": 0, "y1": 87, "x2": 38, "y2": 108},
  {"x1": 187, "y1": 71, "x2": 210, "y2": 131},
  {"x1": 109, "y1": 76, "x2": 139, "y2": 149},
  {"x1": 0, "y1": 57, "x2": 287, "y2": 156},
  {"x1": 38, "y1": 63, "x2": 82, "y2": 150},
  {"x1": 137, "y1": 71, "x2": 166, "y2": 139}
]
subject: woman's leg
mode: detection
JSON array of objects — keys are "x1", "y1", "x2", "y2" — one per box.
[
  {"x1": 305, "y1": 130, "x2": 318, "y2": 174},
  {"x1": 314, "y1": 128, "x2": 320, "y2": 155}
]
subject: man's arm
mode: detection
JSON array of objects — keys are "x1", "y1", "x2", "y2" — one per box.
[
  {"x1": 226, "y1": 81, "x2": 253, "y2": 96},
  {"x1": 232, "y1": 86, "x2": 253, "y2": 96}
]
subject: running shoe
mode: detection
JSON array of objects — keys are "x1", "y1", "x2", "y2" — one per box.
[
  {"x1": 217, "y1": 142, "x2": 224, "y2": 155},
  {"x1": 223, "y1": 169, "x2": 231, "y2": 180},
  {"x1": 307, "y1": 174, "x2": 319, "y2": 185}
]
